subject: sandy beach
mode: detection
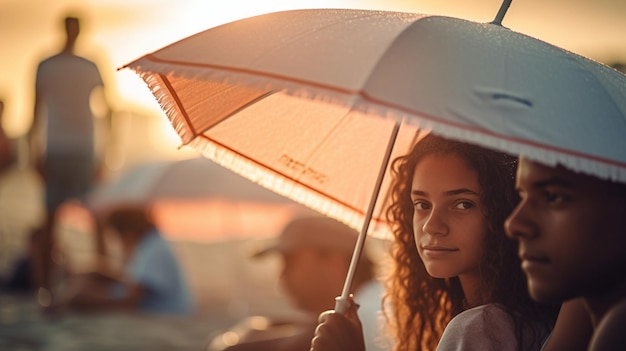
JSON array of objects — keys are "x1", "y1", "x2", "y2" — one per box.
[{"x1": 0, "y1": 292, "x2": 224, "y2": 351}]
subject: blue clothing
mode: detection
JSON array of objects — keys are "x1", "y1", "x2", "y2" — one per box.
[{"x1": 113, "y1": 231, "x2": 193, "y2": 315}]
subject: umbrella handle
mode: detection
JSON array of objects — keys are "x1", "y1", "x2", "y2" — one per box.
[
  {"x1": 335, "y1": 120, "x2": 401, "y2": 314},
  {"x1": 334, "y1": 296, "x2": 352, "y2": 315}
]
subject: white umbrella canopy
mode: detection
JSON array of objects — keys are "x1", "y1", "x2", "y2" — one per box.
[
  {"x1": 123, "y1": 7, "x2": 626, "y2": 239},
  {"x1": 123, "y1": 5, "x2": 626, "y2": 309}
]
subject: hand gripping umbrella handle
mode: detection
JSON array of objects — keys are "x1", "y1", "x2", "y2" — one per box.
[{"x1": 335, "y1": 120, "x2": 401, "y2": 314}]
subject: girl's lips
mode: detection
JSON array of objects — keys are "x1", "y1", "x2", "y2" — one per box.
[
  {"x1": 422, "y1": 245, "x2": 457, "y2": 251},
  {"x1": 421, "y1": 245, "x2": 458, "y2": 258}
]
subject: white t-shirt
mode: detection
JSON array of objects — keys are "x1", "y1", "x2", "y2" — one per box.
[
  {"x1": 35, "y1": 53, "x2": 103, "y2": 154},
  {"x1": 436, "y1": 304, "x2": 521, "y2": 351}
]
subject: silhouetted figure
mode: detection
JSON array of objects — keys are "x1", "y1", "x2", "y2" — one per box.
[{"x1": 28, "y1": 14, "x2": 111, "y2": 299}]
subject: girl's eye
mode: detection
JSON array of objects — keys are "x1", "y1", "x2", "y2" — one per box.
[
  {"x1": 413, "y1": 201, "x2": 430, "y2": 210},
  {"x1": 454, "y1": 201, "x2": 474, "y2": 210}
]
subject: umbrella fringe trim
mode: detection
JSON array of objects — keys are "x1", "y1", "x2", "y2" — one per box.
[
  {"x1": 420, "y1": 120, "x2": 626, "y2": 183},
  {"x1": 187, "y1": 137, "x2": 393, "y2": 238},
  {"x1": 135, "y1": 70, "x2": 199, "y2": 145}
]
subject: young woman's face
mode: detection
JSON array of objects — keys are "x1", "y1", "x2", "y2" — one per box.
[{"x1": 411, "y1": 153, "x2": 487, "y2": 281}]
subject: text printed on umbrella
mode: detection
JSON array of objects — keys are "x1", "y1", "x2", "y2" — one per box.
[{"x1": 279, "y1": 154, "x2": 328, "y2": 184}]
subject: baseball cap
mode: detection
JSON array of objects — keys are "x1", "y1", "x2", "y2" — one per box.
[{"x1": 253, "y1": 216, "x2": 359, "y2": 258}]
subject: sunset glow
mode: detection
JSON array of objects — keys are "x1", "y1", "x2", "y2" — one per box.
[{"x1": 1, "y1": 0, "x2": 624, "y2": 166}]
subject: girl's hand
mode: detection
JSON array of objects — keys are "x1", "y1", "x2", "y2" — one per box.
[{"x1": 310, "y1": 295, "x2": 366, "y2": 351}]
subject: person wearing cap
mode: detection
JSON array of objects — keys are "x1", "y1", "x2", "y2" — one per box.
[{"x1": 207, "y1": 215, "x2": 390, "y2": 351}]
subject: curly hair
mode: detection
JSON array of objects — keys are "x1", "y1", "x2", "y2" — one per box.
[{"x1": 383, "y1": 134, "x2": 558, "y2": 351}]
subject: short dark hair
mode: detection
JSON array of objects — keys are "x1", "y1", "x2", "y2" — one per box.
[
  {"x1": 106, "y1": 206, "x2": 155, "y2": 235},
  {"x1": 65, "y1": 16, "x2": 79, "y2": 25}
]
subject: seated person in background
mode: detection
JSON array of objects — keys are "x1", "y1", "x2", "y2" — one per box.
[
  {"x1": 1, "y1": 228, "x2": 43, "y2": 294},
  {"x1": 207, "y1": 215, "x2": 391, "y2": 351},
  {"x1": 53, "y1": 205, "x2": 193, "y2": 315}
]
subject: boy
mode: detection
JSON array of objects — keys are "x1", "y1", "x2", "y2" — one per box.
[{"x1": 505, "y1": 157, "x2": 626, "y2": 350}]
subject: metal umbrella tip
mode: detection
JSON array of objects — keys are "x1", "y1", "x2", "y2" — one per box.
[{"x1": 491, "y1": 0, "x2": 513, "y2": 26}]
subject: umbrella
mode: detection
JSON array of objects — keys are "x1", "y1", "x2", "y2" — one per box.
[
  {"x1": 81, "y1": 157, "x2": 303, "y2": 241},
  {"x1": 123, "y1": 3, "x2": 626, "y2": 311},
  {"x1": 87, "y1": 157, "x2": 294, "y2": 210}
]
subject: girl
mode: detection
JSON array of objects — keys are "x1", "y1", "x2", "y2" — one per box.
[{"x1": 311, "y1": 134, "x2": 558, "y2": 351}]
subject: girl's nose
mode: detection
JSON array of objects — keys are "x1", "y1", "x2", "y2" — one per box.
[{"x1": 422, "y1": 207, "x2": 449, "y2": 237}]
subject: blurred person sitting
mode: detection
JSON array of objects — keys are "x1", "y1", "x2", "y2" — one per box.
[
  {"x1": 207, "y1": 215, "x2": 390, "y2": 351},
  {"x1": 1, "y1": 228, "x2": 43, "y2": 294},
  {"x1": 51, "y1": 205, "x2": 193, "y2": 315}
]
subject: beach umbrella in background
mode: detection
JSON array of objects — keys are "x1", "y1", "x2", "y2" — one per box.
[
  {"x1": 56, "y1": 157, "x2": 305, "y2": 286},
  {"x1": 87, "y1": 157, "x2": 293, "y2": 210},
  {"x1": 63, "y1": 157, "x2": 303, "y2": 242},
  {"x1": 123, "y1": 1, "x2": 626, "y2": 311}
]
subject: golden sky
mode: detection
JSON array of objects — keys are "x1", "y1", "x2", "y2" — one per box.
[{"x1": 1, "y1": 0, "x2": 625, "y2": 139}]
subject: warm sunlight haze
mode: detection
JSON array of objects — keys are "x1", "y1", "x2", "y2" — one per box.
[
  {"x1": 0, "y1": 2, "x2": 624, "y2": 348},
  {"x1": 1, "y1": 0, "x2": 624, "y2": 168}
]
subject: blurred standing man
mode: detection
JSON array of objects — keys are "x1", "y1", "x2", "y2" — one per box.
[{"x1": 28, "y1": 14, "x2": 111, "y2": 302}]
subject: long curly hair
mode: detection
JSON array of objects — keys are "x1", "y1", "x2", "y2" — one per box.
[{"x1": 383, "y1": 134, "x2": 558, "y2": 351}]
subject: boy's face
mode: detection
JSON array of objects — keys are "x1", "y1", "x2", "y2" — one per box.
[
  {"x1": 505, "y1": 158, "x2": 626, "y2": 304},
  {"x1": 279, "y1": 248, "x2": 345, "y2": 314}
]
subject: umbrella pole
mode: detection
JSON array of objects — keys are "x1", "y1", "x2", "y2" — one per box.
[{"x1": 335, "y1": 120, "x2": 401, "y2": 314}]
